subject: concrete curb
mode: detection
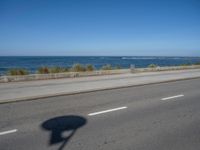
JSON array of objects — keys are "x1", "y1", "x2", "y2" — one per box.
[{"x1": 0, "y1": 76, "x2": 200, "y2": 105}]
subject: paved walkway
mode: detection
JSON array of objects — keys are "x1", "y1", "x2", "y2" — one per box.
[{"x1": 0, "y1": 69, "x2": 200, "y2": 103}]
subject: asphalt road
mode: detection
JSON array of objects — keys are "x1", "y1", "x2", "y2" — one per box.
[
  {"x1": 0, "y1": 78, "x2": 200, "y2": 150},
  {"x1": 1, "y1": 69, "x2": 200, "y2": 103}
]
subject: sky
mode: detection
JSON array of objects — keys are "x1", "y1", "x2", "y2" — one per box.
[{"x1": 0, "y1": 0, "x2": 200, "y2": 56}]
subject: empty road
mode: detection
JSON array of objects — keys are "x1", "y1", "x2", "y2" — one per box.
[{"x1": 0, "y1": 78, "x2": 200, "y2": 150}]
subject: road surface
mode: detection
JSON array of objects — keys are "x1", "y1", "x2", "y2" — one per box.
[
  {"x1": 1, "y1": 69, "x2": 200, "y2": 103},
  {"x1": 0, "y1": 78, "x2": 200, "y2": 150}
]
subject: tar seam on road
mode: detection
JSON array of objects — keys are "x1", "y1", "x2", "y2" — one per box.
[
  {"x1": 88, "y1": 106, "x2": 127, "y2": 116},
  {"x1": 0, "y1": 129, "x2": 18, "y2": 136},
  {"x1": 161, "y1": 94, "x2": 184, "y2": 100}
]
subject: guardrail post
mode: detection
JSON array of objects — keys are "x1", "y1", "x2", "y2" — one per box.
[
  {"x1": 130, "y1": 64, "x2": 135, "y2": 73},
  {"x1": 3, "y1": 76, "x2": 8, "y2": 82}
]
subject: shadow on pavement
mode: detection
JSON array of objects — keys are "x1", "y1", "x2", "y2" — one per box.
[{"x1": 41, "y1": 115, "x2": 87, "y2": 150}]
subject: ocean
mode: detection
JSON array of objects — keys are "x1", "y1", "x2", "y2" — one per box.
[{"x1": 0, "y1": 56, "x2": 200, "y2": 75}]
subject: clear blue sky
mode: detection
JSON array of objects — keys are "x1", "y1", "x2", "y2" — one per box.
[{"x1": 0, "y1": 0, "x2": 200, "y2": 56}]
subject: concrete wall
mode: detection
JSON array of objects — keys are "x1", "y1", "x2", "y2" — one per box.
[
  {"x1": 1, "y1": 65, "x2": 200, "y2": 83},
  {"x1": 133, "y1": 65, "x2": 200, "y2": 73},
  {"x1": 0, "y1": 69, "x2": 130, "y2": 83}
]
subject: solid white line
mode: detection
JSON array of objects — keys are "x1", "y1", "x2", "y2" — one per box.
[
  {"x1": 0, "y1": 129, "x2": 18, "y2": 136},
  {"x1": 88, "y1": 106, "x2": 127, "y2": 116},
  {"x1": 161, "y1": 94, "x2": 184, "y2": 100}
]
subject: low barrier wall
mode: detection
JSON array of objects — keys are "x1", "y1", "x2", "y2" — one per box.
[
  {"x1": 0, "y1": 69, "x2": 130, "y2": 83},
  {"x1": 1, "y1": 65, "x2": 200, "y2": 83},
  {"x1": 132, "y1": 65, "x2": 200, "y2": 73},
  {"x1": 131, "y1": 65, "x2": 200, "y2": 73}
]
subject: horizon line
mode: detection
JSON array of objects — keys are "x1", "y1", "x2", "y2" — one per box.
[{"x1": 0, "y1": 55, "x2": 200, "y2": 57}]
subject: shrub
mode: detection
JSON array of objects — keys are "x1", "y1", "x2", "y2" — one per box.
[
  {"x1": 148, "y1": 64, "x2": 157, "y2": 68},
  {"x1": 71, "y1": 63, "x2": 86, "y2": 72},
  {"x1": 7, "y1": 68, "x2": 29, "y2": 76},
  {"x1": 194, "y1": 62, "x2": 200, "y2": 65},
  {"x1": 37, "y1": 66, "x2": 50, "y2": 74},
  {"x1": 64, "y1": 67, "x2": 70, "y2": 72},
  {"x1": 180, "y1": 63, "x2": 191, "y2": 66},
  {"x1": 101, "y1": 64, "x2": 112, "y2": 70},
  {"x1": 86, "y1": 64, "x2": 95, "y2": 71},
  {"x1": 49, "y1": 67, "x2": 69, "y2": 73},
  {"x1": 114, "y1": 65, "x2": 122, "y2": 69}
]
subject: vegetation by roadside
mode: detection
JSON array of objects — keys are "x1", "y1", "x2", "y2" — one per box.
[
  {"x1": 148, "y1": 64, "x2": 157, "y2": 68},
  {"x1": 5, "y1": 62, "x2": 200, "y2": 76},
  {"x1": 37, "y1": 66, "x2": 69, "y2": 74},
  {"x1": 86, "y1": 64, "x2": 95, "y2": 71},
  {"x1": 7, "y1": 68, "x2": 29, "y2": 76},
  {"x1": 101, "y1": 64, "x2": 112, "y2": 70},
  {"x1": 71, "y1": 64, "x2": 86, "y2": 72}
]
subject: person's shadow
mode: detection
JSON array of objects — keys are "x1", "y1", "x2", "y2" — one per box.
[{"x1": 41, "y1": 115, "x2": 87, "y2": 150}]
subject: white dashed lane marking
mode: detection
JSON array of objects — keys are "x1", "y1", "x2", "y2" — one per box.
[
  {"x1": 0, "y1": 129, "x2": 18, "y2": 136},
  {"x1": 88, "y1": 106, "x2": 127, "y2": 116},
  {"x1": 161, "y1": 94, "x2": 184, "y2": 100}
]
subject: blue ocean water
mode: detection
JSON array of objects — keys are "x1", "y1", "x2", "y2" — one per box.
[{"x1": 0, "y1": 56, "x2": 200, "y2": 75}]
